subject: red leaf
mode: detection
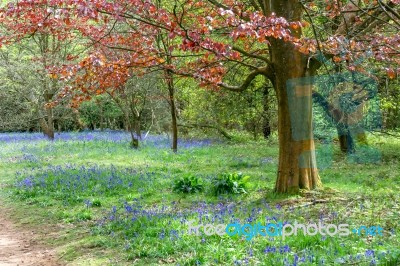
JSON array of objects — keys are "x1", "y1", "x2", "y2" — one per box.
[{"x1": 387, "y1": 68, "x2": 396, "y2": 79}]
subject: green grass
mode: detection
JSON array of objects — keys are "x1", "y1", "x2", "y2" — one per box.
[{"x1": 0, "y1": 132, "x2": 399, "y2": 265}]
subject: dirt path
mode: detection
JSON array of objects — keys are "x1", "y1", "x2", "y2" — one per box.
[{"x1": 0, "y1": 205, "x2": 62, "y2": 266}]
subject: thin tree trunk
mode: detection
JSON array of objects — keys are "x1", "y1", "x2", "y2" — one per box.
[
  {"x1": 100, "y1": 102, "x2": 104, "y2": 131},
  {"x1": 165, "y1": 69, "x2": 178, "y2": 153},
  {"x1": 125, "y1": 120, "x2": 129, "y2": 131},
  {"x1": 40, "y1": 93, "x2": 54, "y2": 140},
  {"x1": 130, "y1": 129, "x2": 139, "y2": 148},
  {"x1": 46, "y1": 106, "x2": 54, "y2": 139},
  {"x1": 135, "y1": 115, "x2": 142, "y2": 140},
  {"x1": 253, "y1": 123, "x2": 258, "y2": 140},
  {"x1": 263, "y1": 84, "x2": 272, "y2": 139},
  {"x1": 338, "y1": 128, "x2": 355, "y2": 153},
  {"x1": 127, "y1": 114, "x2": 139, "y2": 149},
  {"x1": 73, "y1": 109, "x2": 85, "y2": 131}
]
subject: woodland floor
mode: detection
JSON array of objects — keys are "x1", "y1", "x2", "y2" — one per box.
[
  {"x1": 0, "y1": 132, "x2": 398, "y2": 265},
  {"x1": 0, "y1": 202, "x2": 61, "y2": 266}
]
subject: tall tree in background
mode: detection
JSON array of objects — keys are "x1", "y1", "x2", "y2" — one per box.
[
  {"x1": 108, "y1": 75, "x2": 158, "y2": 148},
  {"x1": 0, "y1": 1, "x2": 86, "y2": 139}
]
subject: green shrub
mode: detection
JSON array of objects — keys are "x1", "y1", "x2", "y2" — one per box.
[
  {"x1": 173, "y1": 175, "x2": 204, "y2": 194},
  {"x1": 92, "y1": 199, "x2": 102, "y2": 207},
  {"x1": 212, "y1": 172, "x2": 250, "y2": 195}
]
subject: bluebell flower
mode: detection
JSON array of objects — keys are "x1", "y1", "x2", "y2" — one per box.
[
  {"x1": 84, "y1": 199, "x2": 92, "y2": 208},
  {"x1": 365, "y1": 249, "x2": 375, "y2": 257},
  {"x1": 159, "y1": 230, "x2": 165, "y2": 239},
  {"x1": 280, "y1": 245, "x2": 291, "y2": 253},
  {"x1": 264, "y1": 246, "x2": 276, "y2": 253}
]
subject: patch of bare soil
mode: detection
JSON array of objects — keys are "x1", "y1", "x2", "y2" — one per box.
[{"x1": 0, "y1": 205, "x2": 62, "y2": 266}]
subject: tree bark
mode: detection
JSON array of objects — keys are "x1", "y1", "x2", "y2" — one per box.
[
  {"x1": 100, "y1": 101, "x2": 104, "y2": 131},
  {"x1": 338, "y1": 127, "x2": 355, "y2": 154},
  {"x1": 165, "y1": 69, "x2": 178, "y2": 153},
  {"x1": 128, "y1": 116, "x2": 139, "y2": 149},
  {"x1": 273, "y1": 72, "x2": 322, "y2": 193},
  {"x1": 39, "y1": 92, "x2": 55, "y2": 140},
  {"x1": 266, "y1": 0, "x2": 322, "y2": 193},
  {"x1": 39, "y1": 116, "x2": 54, "y2": 140},
  {"x1": 263, "y1": 84, "x2": 272, "y2": 139},
  {"x1": 134, "y1": 115, "x2": 142, "y2": 140},
  {"x1": 130, "y1": 129, "x2": 139, "y2": 149},
  {"x1": 46, "y1": 106, "x2": 55, "y2": 139},
  {"x1": 73, "y1": 109, "x2": 86, "y2": 131}
]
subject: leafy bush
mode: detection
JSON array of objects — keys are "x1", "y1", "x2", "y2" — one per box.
[
  {"x1": 212, "y1": 172, "x2": 250, "y2": 195},
  {"x1": 173, "y1": 175, "x2": 204, "y2": 194},
  {"x1": 92, "y1": 199, "x2": 102, "y2": 207}
]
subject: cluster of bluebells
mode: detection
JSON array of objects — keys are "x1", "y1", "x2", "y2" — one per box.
[
  {"x1": 94, "y1": 197, "x2": 396, "y2": 265},
  {"x1": 143, "y1": 135, "x2": 215, "y2": 149},
  {"x1": 230, "y1": 245, "x2": 389, "y2": 266},
  {"x1": 0, "y1": 132, "x2": 51, "y2": 142},
  {"x1": 0, "y1": 131, "x2": 130, "y2": 143},
  {"x1": 333, "y1": 249, "x2": 389, "y2": 265},
  {"x1": 14, "y1": 164, "x2": 163, "y2": 202},
  {"x1": 0, "y1": 131, "x2": 216, "y2": 149},
  {"x1": 207, "y1": 243, "x2": 387, "y2": 266},
  {"x1": 98, "y1": 200, "x2": 294, "y2": 242},
  {"x1": 16, "y1": 153, "x2": 40, "y2": 163},
  {"x1": 96, "y1": 199, "x2": 288, "y2": 241},
  {"x1": 264, "y1": 245, "x2": 291, "y2": 253},
  {"x1": 231, "y1": 246, "x2": 310, "y2": 266},
  {"x1": 1, "y1": 153, "x2": 41, "y2": 164}
]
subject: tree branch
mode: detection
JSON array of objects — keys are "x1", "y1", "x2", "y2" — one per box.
[
  {"x1": 217, "y1": 66, "x2": 271, "y2": 92},
  {"x1": 178, "y1": 123, "x2": 232, "y2": 140},
  {"x1": 232, "y1": 45, "x2": 272, "y2": 65}
]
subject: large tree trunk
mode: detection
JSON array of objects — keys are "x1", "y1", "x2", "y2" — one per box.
[
  {"x1": 273, "y1": 72, "x2": 322, "y2": 193},
  {"x1": 39, "y1": 116, "x2": 54, "y2": 140},
  {"x1": 40, "y1": 93, "x2": 55, "y2": 140},
  {"x1": 266, "y1": 0, "x2": 322, "y2": 193}
]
